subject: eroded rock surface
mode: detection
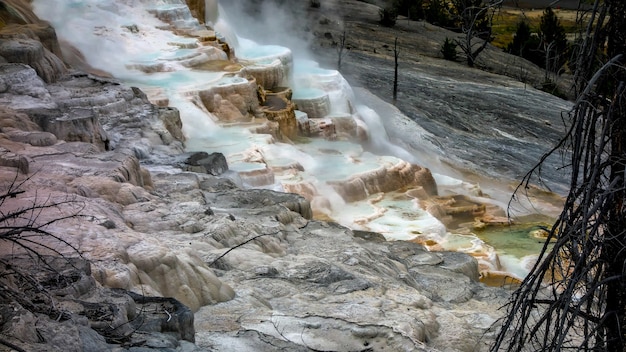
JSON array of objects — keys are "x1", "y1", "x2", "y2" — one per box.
[
  {"x1": 0, "y1": 61, "x2": 507, "y2": 352},
  {"x1": 0, "y1": 4, "x2": 513, "y2": 351}
]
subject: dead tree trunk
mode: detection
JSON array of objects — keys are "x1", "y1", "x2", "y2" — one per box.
[
  {"x1": 336, "y1": 29, "x2": 347, "y2": 72},
  {"x1": 490, "y1": 0, "x2": 626, "y2": 350},
  {"x1": 393, "y1": 37, "x2": 399, "y2": 102},
  {"x1": 602, "y1": 1, "x2": 626, "y2": 349}
]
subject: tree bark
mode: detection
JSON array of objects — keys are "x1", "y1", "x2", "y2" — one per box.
[
  {"x1": 603, "y1": 3, "x2": 626, "y2": 350},
  {"x1": 490, "y1": 1, "x2": 626, "y2": 350},
  {"x1": 393, "y1": 37, "x2": 398, "y2": 102}
]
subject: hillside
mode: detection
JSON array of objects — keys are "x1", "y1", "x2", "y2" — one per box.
[{"x1": 221, "y1": 0, "x2": 575, "y2": 194}]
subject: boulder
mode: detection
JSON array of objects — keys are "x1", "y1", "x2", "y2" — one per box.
[
  {"x1": 5, "y1": 129, "x2": 57, "y2": 146},
  {"x1": 158, "y1": 106, "x2": 185, "y2": 142},
  {"x1": 183, "y1": 151, "x2": 229, "y2": 175}
]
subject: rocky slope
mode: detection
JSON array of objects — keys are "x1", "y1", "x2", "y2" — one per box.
[{"x1": 238, "y1": 0, "x2": 574, "y2": 195}]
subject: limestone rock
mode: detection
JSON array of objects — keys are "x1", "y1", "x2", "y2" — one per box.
[
  {"x1": 204, "y1": 189, "x2": 313, "y2": 220},
  {"x1": 0, "y1": 6, "x2": 512, "y2": 350},
  {"x1": 0, "y1": 63, "x2": 54, "y2": 109},
  {"x1": 0, "y1": 23, "x2": 67, "y2": 83},
  {"x1": 2, "y1": 71, "x2": 187, "y2": 160},
  {"x1": 0, "y1": 105, "x2": 40, "y2": 131},
  {"x1": 158, "y1": 106, "x2": 185, "y2": 142},
  {"x1": 0, "y1": 0, "x2": 43, "y2": 24},
  {"x1": 330, "y1": 160, "x2": 438, "y2": 202},
  {"x1": 27, "y1": 107, "x2": 108, "y2": 150},
  {"x1": 198, "y1": 76, "x2": 260, "y2": 122},
  {"x1": 262, "y1": 89, "x2": 298, "y2": 140},
  {"x1": 329, "y1": 113, "x2": 359, "y2": 140},
  {"x1": 0, "y1": 146, "x2": 28, "y2": 173},
  {"x1": 241, "y1": 54, "x2": 292, "y2": 90},
  {"x1": 5, "y1": 129, "x2": 57, "y2": 146},
  {"x1": 194, "y1": 217, "x2": 503, "y2": 351},
  {"x1": 293, "y1": 91, "x2": 330, "y2": 119},
  {"x1": 124, "y1": 291, "x2": 196, "y2": 343},
  {"x1": 185, "y1": 0, "x2": 206, "y2": 23}
]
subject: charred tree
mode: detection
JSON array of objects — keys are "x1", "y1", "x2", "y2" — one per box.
[
  {"x1": 393, "y1": 37, "x2": 399, "y2": 102},
  {"x1": 336, "y1": 28, "x2": 348, "y2": 72},
  {"x1": 453, "y1": 0, "x2": 502, "y2": 67},
  {"x1": 490, "y1": 0, "x2": 626, "y2": 351}
]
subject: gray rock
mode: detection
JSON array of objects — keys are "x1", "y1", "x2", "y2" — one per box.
[
  {"x1": 0, "y1": 63, "x2": 54, "y2": 109},
  {"x1": 438, "y1": 251, "x2": 480, "y2": 282},
  {"x1": 283, "y1": 261, "x2": 355, "y2": 285},
  {"x1": 157, "y1": 106, "x2": 185, "y2": 142},
  {"x1": 0, "y1": 146, "x2": 29, "y2": 173},
  {"x1": 27, "y1": 107, "x2": 109, "y2": 150},
  {"x1": 183, "y1": 151, "x2": 229, "y2": 175},
  {"x1": 409, "y1": 265, "x2": 475, "y2": 303},
  {"x1": 0, "y1": 36, "x2": 66, "y2": 83},
  {"x1": 254, "y1": 265, "x2": 279, "y2": 277},
  {"x1": 204, "y1": 189, "x2": 313, "y2": 220},
  {"x1": 5, "y1": 129, "x2": 57, "y2": 146},
  {"x1": 352, "y1": 229, "x2": 387, "y2": 242},
  {"x1": 78, "y1": 325, "x2": 112, "y2": 352},
  {"x1": 124, "y1": 291, "x2": 196, "y2": 343},
  {"x1": 329, "y1": 277, "x2": 372, "y2": 294}
]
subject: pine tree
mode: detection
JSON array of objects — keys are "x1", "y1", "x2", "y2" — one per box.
[
  {"x1": 393, "y1": 0, "x2": 424, "y2": 20},
  {"x1": 539, "y1": 7, "x2": 568, "y2": 74},
  {"x1": 507, "y1": 20, "x2": 531, "y2": 57},
  {"x1": 425, "y1": 0, "x2": 451, "y2": 27}
]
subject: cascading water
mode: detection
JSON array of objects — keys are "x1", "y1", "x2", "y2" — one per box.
[{"x1": 31, "y1": 0, "x2": 556, "y2": 281}]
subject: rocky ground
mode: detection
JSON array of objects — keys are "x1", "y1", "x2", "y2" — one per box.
[
  {"x1": 0, "y1": 1, "x2": 576, "y2": 351},
  {"x1": 0, "y1": 61, "x2": 508, "y2": 351}
]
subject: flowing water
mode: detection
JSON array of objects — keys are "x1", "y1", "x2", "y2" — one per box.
[{"x1": 32, "y1": 0, "x2": 564, "y2": 281}]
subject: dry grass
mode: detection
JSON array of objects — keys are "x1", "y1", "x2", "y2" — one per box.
[{"x1": 491, "y1": 8, "x2": 580, "y2": 49}]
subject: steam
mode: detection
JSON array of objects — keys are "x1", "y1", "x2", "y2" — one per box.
[
  {"x1": 218, "y1": 0, "x2": 315, "y2": 61},
  {"x1": 32, "y1": 0, "x2": 193, "y2": 77}
]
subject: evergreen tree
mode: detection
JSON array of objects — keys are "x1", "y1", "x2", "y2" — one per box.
[
  {"x1": 507, "y1": 20, "x2": 531, "y2": 56},
  {"x1": 424, "y1": 0, "x2": 451, "y2": 27},
  {"x1": 507, "y1": 20, "x2": 543, "y2": 68},
  {"x1": 393, "y1": 0, "x2": 424, "y2": 20},
  {"x1": 539, "y1": 7, "x2": 568, "y2": 73},
  {"x1": 379, "y1": 6, "x2": 398, "y2": 27},
  {"x1": 441, "y1": 37, "x2": 458, "y2": 61}
]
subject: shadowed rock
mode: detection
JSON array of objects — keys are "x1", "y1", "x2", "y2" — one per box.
[
  {"x1": 183, "y1": 151, "x2": 229, "y2": 175},
  {"x1": 0, "y1": 255, "x2": 196, "y2": 351},
  {"x1": 0, "y1": 23, "x2": 67, "y2": 83},
  {"x1": 27, "y1": 107, "x2": 108, "y2": 150}
]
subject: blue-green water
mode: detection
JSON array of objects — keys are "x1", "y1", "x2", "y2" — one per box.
[{"x1": 475, "y1": 222, "x2": 554, "y2": 258}]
